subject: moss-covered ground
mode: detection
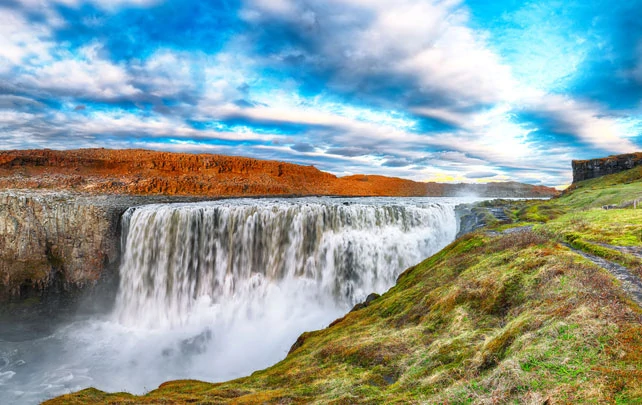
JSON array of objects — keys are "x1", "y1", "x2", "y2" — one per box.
[{"x1": 48, "y1": 168, "x2": 642, "y2": 404}]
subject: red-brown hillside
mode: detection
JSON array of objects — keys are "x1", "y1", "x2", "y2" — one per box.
[{"x1": 0, "y1": 149, "x2": 559, "y2": 197}]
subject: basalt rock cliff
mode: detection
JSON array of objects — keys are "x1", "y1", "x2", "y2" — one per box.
[
  {"x1": 0, "y1": 192, "x2": 214, "y2": 306},
  {"x1": 0, "y1": 192, "x2": 120, "y2": 300},
  {"x1": 572, "y1": 152, "x2": 642, "y2": 183}
]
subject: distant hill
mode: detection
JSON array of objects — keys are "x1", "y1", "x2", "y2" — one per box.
[{"x1": 0, "y1": 149, "x2": 558, "y2": 198}]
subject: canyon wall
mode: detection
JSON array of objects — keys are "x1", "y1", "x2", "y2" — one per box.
[
  {"x1": 572, "y1": 152, "x2": 642, "y2": 183},
  {"x1": 0, "y1": 191, "x2": 209, "y2": 303},
  {"x1": 0, "y1": 192, "x2": 125, "y2": 302}
]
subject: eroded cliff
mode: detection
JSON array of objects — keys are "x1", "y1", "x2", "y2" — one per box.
[
  {"x1": 0, "y1": 192, "x2": 124, "y2": 302},
  {"x1": 572, "y1": 152, "x2": 642, "y2": 183},
  {"x1": 0, "y1": 191, "x2": 211, "y2": 303}
]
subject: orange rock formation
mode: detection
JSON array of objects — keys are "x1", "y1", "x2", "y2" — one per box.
[{"x1": 0, "y1": 149, "x2": 559, "y2": 197}]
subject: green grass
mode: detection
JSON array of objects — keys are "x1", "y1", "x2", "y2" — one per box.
[
  {"x1": 47, "y1": 168, "x2": 642, "y2": 404},
  {"x1": 543, "y1": 209, "x2": 642, "y2": 247}
]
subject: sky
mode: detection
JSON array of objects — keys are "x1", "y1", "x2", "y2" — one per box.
[{"x1": 1, "y1": 0, "x2": 642, "y2": 187}]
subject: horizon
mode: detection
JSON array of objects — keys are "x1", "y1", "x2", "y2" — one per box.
[{"x1": 2, "y1": 1, "x2": 642, "y2": 188}]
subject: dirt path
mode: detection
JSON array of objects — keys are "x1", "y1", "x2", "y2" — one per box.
[
  {"x1": 570, "y1": 247, "x2": 642, "y2": 308},
  {"x1": 481, "y1": 223, "x2": 642, "y2": 307},
  {"x1": 597, "y1": 243, "x2": 642, "y2": 259}
]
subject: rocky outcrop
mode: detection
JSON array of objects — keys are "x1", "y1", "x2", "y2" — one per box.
[
  {"x1": 0, "y1": 191, "x2": 213, "y2": 303},
  {"x1": 0, "y1": 149, "x2": 559, "y2": 197},
  {"x1": 0, "y1": 149, "x2": 338, "y2": 196},
  {"x1": 0, "y1": 192, "x2": 122, "y2": 302},
  {"x1": 572, "y1": 152, "x2": 642, "y2": 183}
]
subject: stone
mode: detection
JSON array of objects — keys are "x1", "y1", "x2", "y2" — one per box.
[{"x1": 0, "y1": 191, "x2": 122, "y2": 301}]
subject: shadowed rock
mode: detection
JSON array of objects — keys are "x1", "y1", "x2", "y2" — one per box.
[{"x1": 572, "y1": 152, "x2": 642, "y2": 183}]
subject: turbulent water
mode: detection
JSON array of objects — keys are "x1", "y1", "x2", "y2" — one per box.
[{"x1": 0, "y1": 197, "x2": 472, "y2": 404}]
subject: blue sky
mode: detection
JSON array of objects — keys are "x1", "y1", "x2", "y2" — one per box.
[{"x1": 1, "y1": 0, "x2": 642, "y2": 187}]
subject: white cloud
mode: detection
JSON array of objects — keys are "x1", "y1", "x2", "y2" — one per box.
[
  {"x1": 0, "y1": 110, "x2": 41, "y2": 127},
  {"x1": 522, "y1": 93, "x2": 640, "y2": 153},
  {"x1": 0, "y1": 9, "x2": 54, "y2": 71},
  {"x1": 0, "y1": 9, "x2": 138, "y2": 100},
  {"x1": 58, "y1": 110, "x2": 283, "y2": 142},
  {"x1": 132, "y1": 49, "x2": 197, "y2": 98},
  {"x1": 0, "y1": 107, "x2": 287, "y2": 152},
  {"x1": 0, "y1": 95, "x2": 45, "y2": 109},
  {"x1": 18, "y1": 44, "x2": 140, "y2": 100},
  {"x1": 242, "y1": 0, "x2": 515, "y2": 107}
]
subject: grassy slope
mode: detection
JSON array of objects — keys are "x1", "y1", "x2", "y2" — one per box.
[{"x1": 49, "y1": 169, "x2": 642, "y2": 404}]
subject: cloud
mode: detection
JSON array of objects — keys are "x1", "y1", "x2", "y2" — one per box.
[
  {"x1": 18, "y1": 47, "x2": 140, "y2": 100},
  {"x1": 290, "y1": 143, "x2": 315, "y2": 152},
  {"x1": 325, "y1": 146, "x2": 372, "y2": 157},
  {"x1": 0, "y1": 8, "x2": 54, "y2": 70},
  {"x1": 0, "y1": 95, "x2": 45, "y2": 110},
  {"x1": 520, "y1": 93, "x2": 640, "y2": 154},
  {"x1": 465, "y1": 171, "x2": 498, "y2": 179},
  {"x1": 127, "y1": 49, "x2": 203, "y2": 102},
  {"x1": 240, "y1": 0, "x2": 515, "y2": 109},
  {"x1": 382, "y1": 159, "x2": 412, "y2": 168},
  {"x1": 0, "y1": 9, "x2": 140, "y2": 101}
]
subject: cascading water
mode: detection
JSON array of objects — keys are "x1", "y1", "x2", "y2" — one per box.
[
  {"x1": 0, "y1": 197, "x2": 468, "y2": 405},
  {"x1": 115, "y1": 198, "x2": 457, "y2": 328}
]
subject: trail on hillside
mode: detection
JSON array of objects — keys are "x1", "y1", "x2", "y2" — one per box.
[
  {"x1": 597, "y1": 243, "x2": 642, "y2": 259},
  {"x1": 489, "y1": 224, "x2": 642, "y2": 308},
  {"x1": 569, "y1": 247, "x2": 642, "y2": 307}
]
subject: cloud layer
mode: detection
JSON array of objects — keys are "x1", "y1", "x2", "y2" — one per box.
[{"x1": 1, "y1": 0, "x2": 641, "y2": 187}]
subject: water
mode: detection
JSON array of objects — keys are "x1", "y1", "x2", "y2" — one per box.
[{"x1": 0, "y1": 197, "x2": 473, "y2": 404}]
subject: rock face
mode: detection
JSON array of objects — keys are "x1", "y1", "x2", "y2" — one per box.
[
  {"x1": 0, "y1": 191, "x2": 211, "y2": 303},
  {"x1": 572, "y1": 152, "x2": 642, "y2": 183},
  {"x1": 0, "y1": 192, "x2": 123, "y2": 301},
  {"x1": 0, "y1": 149, "x2": 559, "y2": 197}
]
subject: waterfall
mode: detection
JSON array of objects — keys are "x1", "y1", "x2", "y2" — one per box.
[
  {"x1": 0, "y1": 197, "x2": 466, "y2": 404},
  {"x1": 114, "y1": 198, "x2": 458, "y2": 328}
]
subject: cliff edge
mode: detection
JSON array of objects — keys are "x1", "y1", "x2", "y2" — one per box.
[{"x1": 572, "y1": 152, "x2": 642, "y2": 183}]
